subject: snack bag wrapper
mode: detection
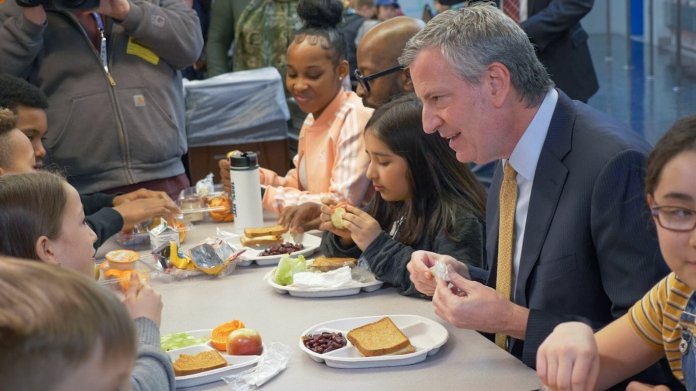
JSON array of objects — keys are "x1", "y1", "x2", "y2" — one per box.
[
  {"x1": 222, "y1": 342, "x2": 290, "y2": 390},
  {"x1": 189, "y1": 238, "x2": 239, "y2": 275}
]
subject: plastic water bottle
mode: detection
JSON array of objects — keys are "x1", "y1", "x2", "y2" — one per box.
[{"x1": 228, "y1": 151, "x2": 264, "y2": 232}]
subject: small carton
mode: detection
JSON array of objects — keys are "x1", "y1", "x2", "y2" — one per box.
[{"x1": 149, "y1": 220, "x2": 180, "y2": 251}]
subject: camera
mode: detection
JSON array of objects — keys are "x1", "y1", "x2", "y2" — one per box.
[{"x1": 16, "y1": 0, "x2": 100, "y2": 10}]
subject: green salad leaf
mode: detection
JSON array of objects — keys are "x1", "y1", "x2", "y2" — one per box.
[
  {"x1": 160, "y1": 332, "x2": 209, "y2": 351},
  {"x1": 274, "y1": 254, "x2": 307, "y2": 286}
]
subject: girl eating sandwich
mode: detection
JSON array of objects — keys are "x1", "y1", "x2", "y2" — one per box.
[{"x1": 319, "y1": 94, "x2": 487, "y2": 297}]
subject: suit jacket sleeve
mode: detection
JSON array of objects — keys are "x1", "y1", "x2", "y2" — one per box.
[
  {"x1": 522, "y1": 149, "x2": 666, "y2": 366},
  {"x1": 521, "y1": 0, "x2": 593, "y2": 52}
]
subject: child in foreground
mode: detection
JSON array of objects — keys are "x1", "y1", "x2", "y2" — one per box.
[
  {"x1": 319, "y1": 94, "x2": 487, "y2": 297},
  {"x1": 0, "y1": 171, "x2": 175, "y2": 390},
  {"x1": 536, "y1": 115, "x2": 696, "y2": 390},
  {"x1": 0, "y1": 257, "x2": 136, "y2": 390}
]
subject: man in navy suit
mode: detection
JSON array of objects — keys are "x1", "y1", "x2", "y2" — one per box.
[{"x1": 402, "y1": 4, "x2": 672, "y2": 386}]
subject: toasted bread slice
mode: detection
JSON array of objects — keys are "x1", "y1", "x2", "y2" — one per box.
[
  {"x1": 240, "y1": 234, "x2": 283, "y2": 247},
  {"x1": 243, "y1": 224, "x2": 288, "y2": 238},
  {"x1": 173, "y1": 350, "x2": 228, "y2": 376},
  {"x1": 312, "y1": 256, "x2": 357, "y2": 272},
  {"x1": 347, "y1": 317, "x2": 415, "y2": 357}
]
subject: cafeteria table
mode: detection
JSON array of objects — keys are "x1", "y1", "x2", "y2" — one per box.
[{"x1": 98, "y1": 221, "x2": 542, "y2": 391}]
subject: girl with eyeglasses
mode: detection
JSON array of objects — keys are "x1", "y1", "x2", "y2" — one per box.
[
  {"x1": 319, "y1": 94, "x2": 486, "y2": 297},
  {"x1": 536, "y1": 115, "x2": 696, "y2": 391}
]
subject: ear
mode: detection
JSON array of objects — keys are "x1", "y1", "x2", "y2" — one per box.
[
  {"x1": 35, "y1": 235, "x2": 60, "y2": 266},
  {"x1": 400, "y1": 69, "x2": 415, "y2": 92},
  {"x1": 484, "y1": 62, "x2": 511, "y2": 108},
  {"x1": 646, "y1": 194, "x2": 655, "y2": 209},
  {"x1": 337, "y1": 60, "x2": 350, "y2": 81}
]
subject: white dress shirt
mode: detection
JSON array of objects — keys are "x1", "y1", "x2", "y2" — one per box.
[{"x1": 504, "y1": 88, "x2": 558, "y2": 297}]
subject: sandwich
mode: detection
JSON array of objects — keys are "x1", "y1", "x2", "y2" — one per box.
[
  {"x1": 240, "y1": 224, "x2": 288, "y2": 247},
  {"x1": 311, "y1": 256, "x2": 357, "y2": 272},
  {"x1": 330, "y1": 202, "x2": 349, "y2": 229},
  {"x1": 173, "y1": 350, "x2": 228, "y2": 376},
  {"x1": 347, "y1": 317, "x2": 416, "y2": 357}
]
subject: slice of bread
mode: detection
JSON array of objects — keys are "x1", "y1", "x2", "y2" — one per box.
[
  {"x1": 243, "y1": 224, "x2": 288, "y2": 238},
  {"x1": 347, "y1": 317, "x2": 415, "y2": 357},
  {"x1": 240, "y1": 234, "x2": 283, "y2": 247},
  {"x1": 173, "y1": 350, "x2": 228, "y2": 376},
  {"x1": 311, "y1": 256, "x2": 357, "y2": 272}
]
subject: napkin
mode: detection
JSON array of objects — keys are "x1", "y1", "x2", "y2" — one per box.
[
  {"x1": 222, "y1": 342, "x2": 290, "y2": 390},
  {"x1": 291, "y1": 266, "x2": 353, "y2": 289}
]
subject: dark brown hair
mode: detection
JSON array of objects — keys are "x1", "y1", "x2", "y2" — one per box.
[
  {"x1": 646, "y1": 115, "x2": 696, "y2": 196},
  {"x1": 0, "y1": 257, "x2": 136, "y2": 389},
  {"x1": 364, "y1": 93, "x2": 486, "y2": 244},
  {"x1": 0, "y1": 171, "x2": 68, "y2": 260}
]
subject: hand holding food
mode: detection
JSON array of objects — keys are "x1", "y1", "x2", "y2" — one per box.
[
  {"x1": 122, "y1": 275, "x2": 163, "y2": 327},
  {"x1": 318, "y1": 198, "x2": 351, "y2": 241},
  {"x1": 407, "y1": 251, "x2": 459, "y2": 296},
  {"x1": 342, "y1": 206, "x2": 383, "y2": 251},
  {"x1": 226, "y1": 328, "x2": 263, "y2": 356}
]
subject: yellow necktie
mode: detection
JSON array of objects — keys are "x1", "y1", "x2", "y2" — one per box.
[{"x1": 495, "y1": 162, "x2": 517, "y2": 349}]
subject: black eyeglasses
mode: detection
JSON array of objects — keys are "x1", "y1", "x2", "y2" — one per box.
[
  {"x1": 651, "y1": 204, "x2": 696, "y2": 232},
  {"x1": 354, "y1": 65, "x2": 405, "y2": 93}
]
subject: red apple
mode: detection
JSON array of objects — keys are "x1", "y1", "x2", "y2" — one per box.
[{"x1": 226, "y1": 328, "x2": 263, "y2": 355}]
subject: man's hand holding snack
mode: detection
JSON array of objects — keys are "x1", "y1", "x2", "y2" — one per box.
[
  {"x1": 407, "y1": 251, "x2": 466, "y2": 296},
  {"x1": 432, "y1": 266, "x2": 529, "y2": 339}
]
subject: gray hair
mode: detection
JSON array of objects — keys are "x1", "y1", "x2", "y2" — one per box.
[{"x1": 399, "y1": 2, "x2": 553, "y2": 107}]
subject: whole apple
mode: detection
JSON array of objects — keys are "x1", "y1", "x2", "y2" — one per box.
[{"x1": 226, "y1": 328, "x2": 263, "y2": 355}]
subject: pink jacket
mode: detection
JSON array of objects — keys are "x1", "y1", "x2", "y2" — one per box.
[{"x1": 260, "y1": 90, "x2": 373, "y2": 212}]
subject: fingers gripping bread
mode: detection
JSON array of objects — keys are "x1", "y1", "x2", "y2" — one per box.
[{"x1": 347, "y1": 317, "x2": 415, "y2": 357}]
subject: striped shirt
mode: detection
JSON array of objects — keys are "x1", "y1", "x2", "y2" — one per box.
[
  {"x1": 260, "y1": 90, "x2": 374, "y2": 213},
  {"x1": 628, "y1": 272, "x2": 695, "y2": 382}
]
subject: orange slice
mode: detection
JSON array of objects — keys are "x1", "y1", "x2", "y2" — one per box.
[{"x1": 210, "y1": 320, "x2": 245, "y2": 351}]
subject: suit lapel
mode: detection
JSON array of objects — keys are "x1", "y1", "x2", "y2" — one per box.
[{"x1": 514, "y1": 91, "x2": 574, "y2": 307}]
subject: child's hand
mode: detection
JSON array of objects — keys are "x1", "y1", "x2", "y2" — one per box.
[
  {"x1": 340, "y1": 205, "x2": 382, "y2": 251},
  {"x1": 318, "y1": 198, "x2": 352, "y2": 241},
  {"x1": 122, "y1": 274, "x2": 163, "y2": 327}
]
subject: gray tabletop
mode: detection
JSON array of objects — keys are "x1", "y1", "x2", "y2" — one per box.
[{"x1": 99, "y1": 221, "x2": 541, "y2": 391}]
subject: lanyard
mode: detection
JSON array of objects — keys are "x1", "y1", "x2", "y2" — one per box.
[{"x1": 92, "y1": 12, "x2": 108, "y2": 73}]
